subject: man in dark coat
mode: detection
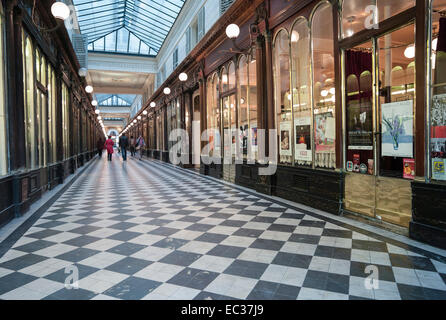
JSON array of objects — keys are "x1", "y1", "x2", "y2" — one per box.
[
  {"x1": 96, "y1": 138, "x2": 104, "y2": 157},
  {"x1": 119, "y1": 134, "x2": 129, "y2": 161}
]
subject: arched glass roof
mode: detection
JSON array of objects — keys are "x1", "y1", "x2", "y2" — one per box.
[{"x1": 73, "y1": 0, "x2": 186, "y2": 55}]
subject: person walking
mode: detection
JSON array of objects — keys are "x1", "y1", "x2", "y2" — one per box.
[
  {"x1": 135, "y1": 135, "x2": 146, "y2": 160},
  {"x1": 96, "y1": 138, "x2": 104, "y2": 157},
  {"x1": 119, "y1": 134, "x2": 129, "y2": 161},
  {"x1": 104, "y1": 136, "x2": 114, "y2": 161},
  {"x1": 130, "y1": 135, "x2": 136, "y2": 157}
]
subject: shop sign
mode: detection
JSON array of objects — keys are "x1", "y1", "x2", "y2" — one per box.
[{"x1": 403, "y1": 158, "x2": 415, "y2": 180}]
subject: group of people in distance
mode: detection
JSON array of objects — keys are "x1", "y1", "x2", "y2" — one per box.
[{"x1": 97, "y1": 134, "x2": 145, "y2": 162}]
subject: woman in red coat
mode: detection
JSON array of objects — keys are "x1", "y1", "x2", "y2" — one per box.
[{"x1": 104, "y1": 136, "x2": 114, "y2": 161}]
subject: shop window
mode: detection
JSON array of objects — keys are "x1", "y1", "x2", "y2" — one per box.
[
  {"x1": 273, "y1": 29, "x2": 292, "y2": 165},
  {"x1": 430, "y1": 0, "x2": 446, "y2": 181},
  {"x1": 249, "y1": 54, "x2": 258, "y2": 161},
  {"x1": 228, "y1": 62, "x2": 236, "y2": 90},
  {"x1": 0, "y1": 5, "x2": 7, "y2": 176},
  {"x1": 291, "y1": 18, "x2": 312, "y2": 166},
  {"x1": 342, "y1": 0, "x2": 415, "y2": 38},
  {"x1": 62, "y1": 83, "x2": 70, "y2": 159},
  {"x1": 48, "y1": 65, "x2": 56, "y2": 163},
  {"x1": 206, "y1": 73, "x2": 221, "y2": 157},
  {"x1": 37, "y1": 52, "x2": 47, "y2": 167},
  {"x1": 312, "y1": 2, "x2": 336, "y2": 168},
  {"x1": 221, "y1": 66, "x2": 228, "y2": 93},
  {"x1": 23, "y1": 36, "x2": 36, "y2": 169},
  {"x1": 377, "y1": 24, "x2": 415, "y2": 177},
  {"x1": 238, "y1": 56, "x2": 249, "y2": 158}
]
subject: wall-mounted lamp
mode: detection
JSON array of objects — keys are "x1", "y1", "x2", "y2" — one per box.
[
  {"x1": 143, "y1": 110, "x2": 148, "y2": 115},
  {"x1": 164, "y1": 87, "x2": 171, "y2": 95},
  {"x1": 150, "y1": 102, "x2": 156, "y2": 108},
  {"x1": 92, "y1": 100, "x2": 98, "y2": 106},
  {"x1": 78, "y1": 68, "x2": 88, "y2": 77},
  {"x1": 179, "y1": 73, "x2": 188, "y2": 82},
  {"x1": 137, "y1": 116, "x2": 142, "y2": 120},
  {"x1": 85, "y1": 85, "x2": 93, "y2": 93},
  {"x1": 226, "y1": 24, "x2": 242, "y2": 53},
  {"x1": 95, "y1": 109, "x2": 100, "y2": 115}
]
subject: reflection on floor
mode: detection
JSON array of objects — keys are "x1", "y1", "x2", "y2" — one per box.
[{"x1": 0, "y1": 154, "x2": 445, "y2": 300}]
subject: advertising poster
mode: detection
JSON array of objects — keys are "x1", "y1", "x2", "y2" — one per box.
[
  {"x1": 403, "y1": 158, "x2": 415, "y2": 180},
  {"x1": 433, "y1": 158, "x2": 446, "y2": 180},
  {"x1": 381, "y1": 100, "x2": 413, "y2": 157},
  {"x1": 251, "y1": 123, "x2": 258, "y2": 152},
  {"x1": 280, "y1": 122, "x2": 292, "y2": 156},
  {"x1": 294, "y1": 117, "x2": 312, "y2": 162},
  {"x1": 314, "y1": 112, "x2": 335, "y2": 152},
  {"x1": 431, "y1": 94, "x2": 446, "y2": 180},
  {"x1": 347, "y1": 100, "x2": 373, "y2": 150}
]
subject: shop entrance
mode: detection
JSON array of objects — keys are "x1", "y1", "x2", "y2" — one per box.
[
  {"x1": 343, "y1": 25, "x2": 415, "y2": 227},
  {"x1": 222, "y1": 94, "x2": 236, "y2": 183}
]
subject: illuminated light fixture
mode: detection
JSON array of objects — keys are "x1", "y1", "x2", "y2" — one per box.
[
  {"x1": 404, "y1": 44, "x2": 415, "y2": 59},
  {"x1": 287, "y1": 94, "x2": 292, "y2": 101},
  {"x1": 78, "y1": 68, "x2": 88, "y2": 77},
  {"x1": 345, "y1": 29, "x2": 354, "y2": 38},
  {"x1": 92, "y1": 100, "x2": 98, "y2": 106},
  {"x1": 143, "y1": 110, "x2": 148, "y2": 115},
  {"x1": 164, "y1": 87, "x2": 171, "y2": 95},
  {"x1": 321, "y1": 89, "x2": 329, "y2": 97},
  {"x1": 329, "y1": 87, "x2": 336, "y2": 95},
  {"x1": 240, "y1": 98, "x2": 245, "y2": 104},
  {"x1": 179, "y1": 73, "x2": 188, "y2": 81},
  {"x1": 85, "y1": 85, "x2": 93, "y2": 93},
  {"x1": 137, "y1": 116, "x2": 141, "y2": 120},
  {"x1": 226, "y1": 24, "x2": 240, "y2": 39},
  {"x1": 97, "y1": 116, "x2": 102, "y2": 120},
  {"x1": 222, "y1": 74, "x2": 228, "y2": 83},
  {"x1": 51, "y1": 2, "x2": 70, "y2": 20},
  {"x1": 291, "y1": 30, "x2": 299, "y2": 43},
  {"x1": 150, "y1": 102, "x2": 156, "y2": 108},
  {"x1": 95, "y1": 109, "x2": 100, "y2": 115},
  {"x1": 133, "y1": 119, "x2": 137, "y2": 123}
]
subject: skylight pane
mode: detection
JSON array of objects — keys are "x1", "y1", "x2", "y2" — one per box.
[
  {"x1": 93, "y1": 37, "x2": 105, "y2": 51},
  {"x1": 105, "y1": 31, "x2": 117, "y2": 51},
  {"x1": 116, "y1": 28, "x2": 129, "y2": 52},
  {"x1": 128, "y1": 33, "x2": 140, "y2": 54}
]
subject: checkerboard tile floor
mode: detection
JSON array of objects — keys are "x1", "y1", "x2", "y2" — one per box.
[{"x1": 1, "y1": 155, "x2": 446, "y2": 300}]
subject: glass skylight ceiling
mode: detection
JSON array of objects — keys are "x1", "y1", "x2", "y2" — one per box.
[
  {"x1": 73, "y1": 0, "x2": 186, "y2": 55},
  {"x1": 96, "y1": 94, "x2": 136, "y2": 106}
]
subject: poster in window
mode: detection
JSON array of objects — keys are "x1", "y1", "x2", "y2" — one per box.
[
  {"x1": 431, "y1": 94, "x2": 446, "y2": 180},
  {"x1": 381, "y1": 100, "x2": 413, "y2": 158},
  {"x1": 403, "y1": 158, "x2": 415, "y2": 180},
  {"x1": 314, "y1": 112, "x2": 335, "y2": 152},
  {"x1": 347, "y1": 100, "x2": 373, "y2": 150},
  {"x1": 251, "y1": 122, "x2": 258, "y2": 152},
  {"x1": 294, "y1": 117, "x2": 312, "y2": 162},
  {"x1": 280, "y1": 122, "x2": 292, "y2": 156}
]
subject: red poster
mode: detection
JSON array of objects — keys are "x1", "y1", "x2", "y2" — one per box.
[{"x1": 403, "y1": 158, "x2": 415, "y2": 180}]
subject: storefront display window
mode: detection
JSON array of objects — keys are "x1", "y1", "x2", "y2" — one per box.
[
  {"x1": 248, "y1": 55, "x2": 258, "y2": 161},
  {"x1": 23, "y1": 36, "x2": 36, "y2": 169},
  {"x1": 312, "y1": 2, "x2": 336, "y2": 169},
  {"x1": 62, "y1": 82, "x2": 70, "y2": 159},
  {"x1": 342, "y1": 0, "x2": 415, "y2": 38},
  {"x1": 0, "y1": 5, "x2": 7, "y2": 176},
  {"x1": 291, "y1": 18, "x2": 312, "y2": 166},
  {"x1": 238, "y1": 56, "x2": 249, "y2": 158},
  {"x1": 430, "y1": 0, "x2": 446, "y2": 181},
  {"x1": 206, "y1": 73, "x2": 221, "y2": 157},
  {"x1": 273, "y1": 29, "x2": 292, "y2": 165},
  {"x1": 48, "y1": 65, "x2": 56, "y2": 163}
]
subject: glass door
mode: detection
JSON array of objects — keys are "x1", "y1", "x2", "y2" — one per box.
[{"x1": 343, "y1": 24, "x2": 415, "y2": 227}]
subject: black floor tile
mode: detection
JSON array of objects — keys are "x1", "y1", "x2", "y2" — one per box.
[
  {"x1": 224, "y1": 260, "x2": 268, "y2": 279},
  {"x1": 160, "y1": 251, "x2": 202, "y2": 267},
  {"x1": 152, "y1": 238, "x2": 188, "y2": 250},
  {"x1": 103, "y1": 277, "x2": 162, "y2": 300},
  {"x1": 168, "y1": 267, "x2": 219, "y2": 290},
  {"x1": 250, "y1": 239, "x2": 285, "y2": 251},
  {"x1": 43, "y1": 288, "x2": 97, "y2": 300},
  {"x1": 195, "y1": 233, "x2": 228, "y2": 244},
  {"x1": 0, "y1": 254, "x2": 47, "y2": 271},
  {"x1": 272, "y1": 252, "x2": 312, "y2": 269},
  {"x1": 55, "y1": 248, "x2": 100, "y2": 263},
  {"x1": 0, "y1": 272, "x2": 38, "y2": 295},
  {"x1": 207, "y1": 245, "x2": 244, "y2": 259},
  {"x1": 107, "y1": 242, "x2": 146, "y2": 256},
  {"x1": 105, "y1": 257, "x2": 152, "y2": 275}
]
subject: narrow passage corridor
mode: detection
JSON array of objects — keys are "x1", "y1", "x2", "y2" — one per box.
[{"x1": 0, "y1": 155, "x2": 446, "y2": 300}]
